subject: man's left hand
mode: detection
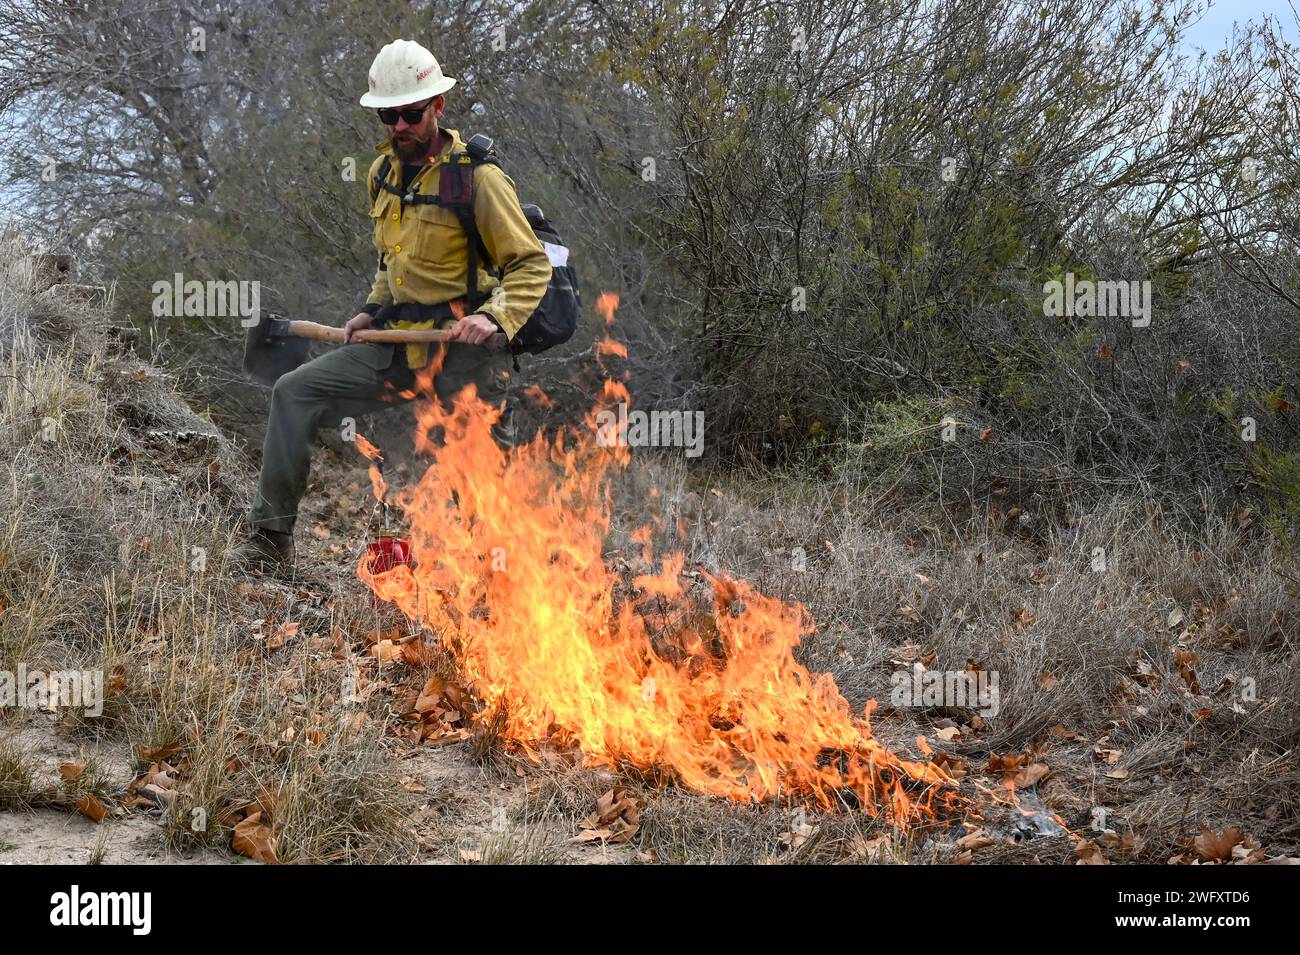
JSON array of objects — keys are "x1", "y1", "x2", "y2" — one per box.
[{"x1": 448, "y1": 312, "x2": 499, "y2": 345}]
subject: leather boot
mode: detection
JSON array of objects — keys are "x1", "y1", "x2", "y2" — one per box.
[{"x1": 237, "y1": 527, "x2": 294, "y2": 576}]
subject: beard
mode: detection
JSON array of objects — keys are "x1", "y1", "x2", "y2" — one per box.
[{"x1": 390, "y1": 129, "x2": 434, "y2": 163}]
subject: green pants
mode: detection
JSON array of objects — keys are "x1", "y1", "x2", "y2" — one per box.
[{"x1": 249, "y1": 341, "x2": 514, "y2": 534}]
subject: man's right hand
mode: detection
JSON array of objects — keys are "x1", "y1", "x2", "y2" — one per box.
[{"x1": 343, "y1": 311, "x2": 375, "y2": 343}]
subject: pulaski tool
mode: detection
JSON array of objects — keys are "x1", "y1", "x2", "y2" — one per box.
[{"x1": 242, "y1": 311, "x2": 507, "y2": 386}]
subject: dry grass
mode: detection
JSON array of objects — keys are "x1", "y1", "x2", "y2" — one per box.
[
  {"x1": 0, "y1": 734, "x2": 37, "y2": 810},
  {"x1": 605, "y1": 452, "x2": 1300, "y2": 861},
  {"x1": 2, "y1": 229, "x2": 1295, "y2": 863},
  {"x1": 0, "y1": 235, "x2": 419, "y2": 863}
]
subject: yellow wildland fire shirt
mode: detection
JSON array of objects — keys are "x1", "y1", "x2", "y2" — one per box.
[{"x1": 364, "y1": 128, "x2": 551, "y2": 369}]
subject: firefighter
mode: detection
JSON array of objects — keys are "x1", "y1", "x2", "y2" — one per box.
[{"x1": 241, "y1": 39, "x2": 551, "y2": 573}]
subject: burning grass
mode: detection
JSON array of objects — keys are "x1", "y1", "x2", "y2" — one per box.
[
  {"x1": 359, "y1": 297, "x2": 968, "y2": 830},
  {"x1": 352, "y1": 294, "x2": 1300, "y2": 862}
]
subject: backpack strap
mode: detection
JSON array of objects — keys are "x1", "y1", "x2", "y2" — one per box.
[
  {"x1": 370, "y1": 156, "x2": 393, "y2": 205},
  {"x1": 370, "y1": 156, "x2": 393, "y2": 274},
  {"x1": 458, "y1": 135, "x2": 499, "y2": 302}
]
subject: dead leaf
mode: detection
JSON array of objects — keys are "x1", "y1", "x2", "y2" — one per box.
[
  {"x1": 1231, "y1": 835, "x2": 1265, "y2": 864},
  {"x1": 584, "y1": 788, "x2": 640, "y2": 828},
  {"x1": 1130, "y1": 655, "x2": 1159, "y2": 684},
  {"x1": 1014, "y1": 762, "x2": 1052, "y2": 787},
  {"x1": 364, "y1": 626, "x2": 398, "y2": 647},
  {"x1": 75, "y1": 793, "x2": 109, "y2": 822},
  {"x1": 1100, "y1": 830, "x2": 1139, "y2": 854},
  {"x1": 988, "y1": 752, "x2": 1027, "y2": 775},
  {"x1": 573, "y1": 788, "x2": 640, "y2": 844},
  {"x1": 267, "y1": 620, "x2": 300, "y2": 651},
  {"x1": 932, "y1": 751, "x2": 969, "y2": 780},
  {"x1": 137, "y1": 742, "x2": 182, "y2": 763},
  {"x1": 1194, "y1": 826, "x2": 1245, "y2": 863},
  {"x1": 1011, "y1": 606, "x2": 1036, "y2": 627},
  {"x1": 1093, "y1": 745, "x2": 1122, "y2": 765},
  {"x1": 957, "y1": 828, "x2": 994, "y2": 851},
  {"x1": 1174, "y1": 647, "x2": 1201, "y2": 693},
  {"x1": 399, "y1": 639, "x2": 435, "y2": 666},
  {"x1": 1074, "y1": 839, "x2": 1108, "y2": 865},
  {"x1": 60, "y1": 760, "x2": 85, "y2": 783},
  {"x1": 231, "y1": 811, "x2": 279, "y2": 863},
  {"x1": 414, "y1": 675, "x2": 446, "y2": 714}
]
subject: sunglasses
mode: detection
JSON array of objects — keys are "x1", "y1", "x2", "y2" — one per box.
[{"x1": 377, "y1": 99, "x2": 435, "y2": 126}]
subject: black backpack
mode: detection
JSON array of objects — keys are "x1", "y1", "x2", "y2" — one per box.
[{"x1": 370, "y1": 134, "x2": 580, "y2": 356}]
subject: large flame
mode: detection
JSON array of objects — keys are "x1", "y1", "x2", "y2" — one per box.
[{"x1": 359, "y1": 295, "x2": 961, "y2": 825}]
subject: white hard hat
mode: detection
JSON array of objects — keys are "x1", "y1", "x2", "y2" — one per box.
[{"x1": 359, "y1": 39, "x2": 456, "y2": 108}]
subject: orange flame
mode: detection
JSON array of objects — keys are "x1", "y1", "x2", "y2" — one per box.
[
  {"x1": 594, "y1": 292, "x2": 619, "y2": 325},
  {"x1": 355, "y1": 434, "x2": 382, "y2": 460},
  {"x1": 522, "y1": 384, "x2": 555, "y2": 409},
  {"x1": 593, "y1": 294, "x2": 626, "y2": 356},
  {"x1": 354, "y1": 434, "x2": 387, "y2": 502},
  {"x1": 359, "y1": 298, "x2": 962, "y2": 825}
]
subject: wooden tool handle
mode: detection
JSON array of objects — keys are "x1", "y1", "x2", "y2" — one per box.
[{"x1": 286, "y1": 320, "x2": 507, "y2": 350}]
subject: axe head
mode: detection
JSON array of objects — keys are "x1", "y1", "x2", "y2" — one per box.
[{"x1": 243, "y1": 311, "x2": 308, "y2": 387}]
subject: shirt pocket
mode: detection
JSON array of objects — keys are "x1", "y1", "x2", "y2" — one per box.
[
  {"x1": 410, "y1": 203, "x2": 466, "y2": 268},
  {"x1": 370, "y1": 194, "x2": 396, "y2": 253}
]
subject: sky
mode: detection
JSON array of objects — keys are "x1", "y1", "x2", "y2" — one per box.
[{"x1": 1179, "y1": 0, "x2": 1298, "y2": 52}]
